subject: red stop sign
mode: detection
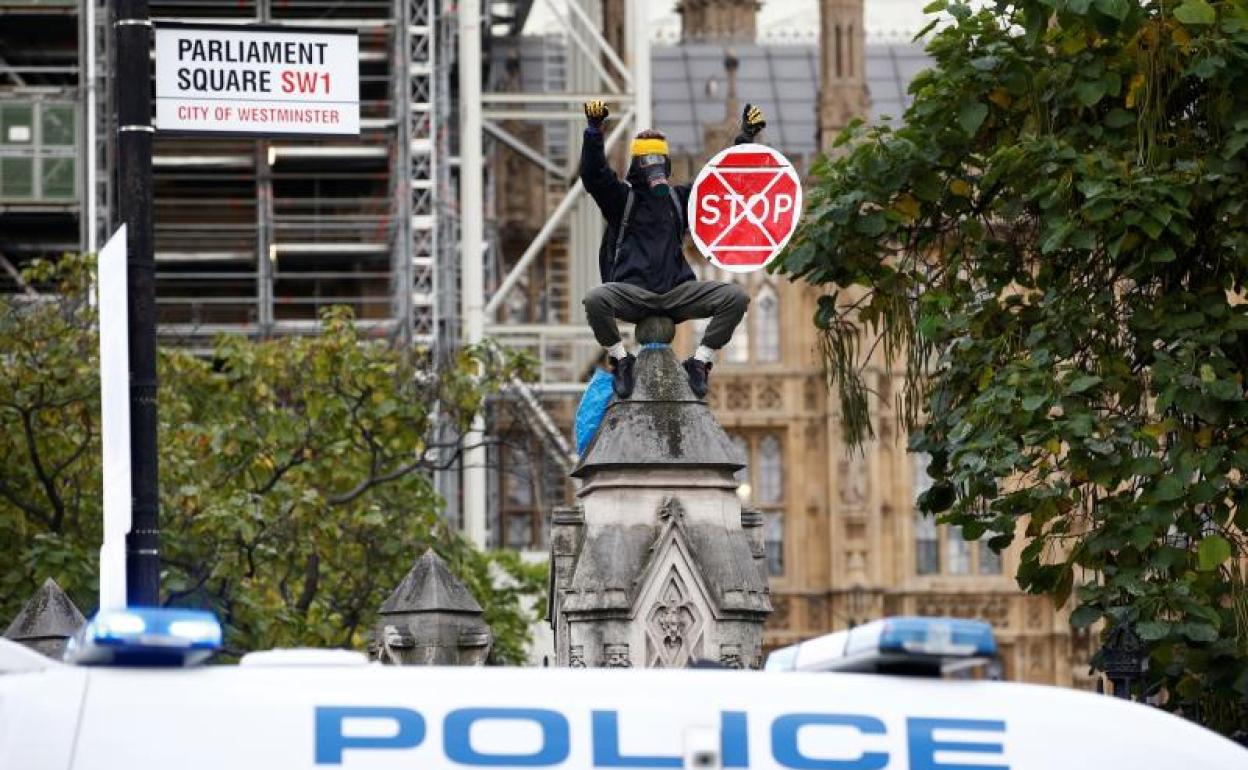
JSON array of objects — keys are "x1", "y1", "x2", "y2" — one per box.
[{"x1": 687, "y1": 143, "x2": 803, "y2": 273}]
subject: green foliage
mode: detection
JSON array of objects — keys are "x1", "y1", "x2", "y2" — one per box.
[
  {"x1": 779, "y1": 0, "x2": 1248, "y2": 733},
  {"x1": 0, "y1": 255, "x2": 543, "y2": 664}
]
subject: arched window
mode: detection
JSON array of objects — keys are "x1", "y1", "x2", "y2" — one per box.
[
  {"x1": 915, "y1": 512, "x2": 939, "y2": 575},
  {"x1": 756, "y1": 435, "x2": 783, "y2": 504},
  {"x1": 946, "y1": 526, "x2": 971, "y2": 575},
  {"x1": 978, "y1": 541, "x2": 1003, "y2": 574},
  {"x1": 764, "y1": 513, "x2": 784, "y2": 576},
  {"x1": 754, "y1": 282, "x2": 780, "y2": 362},
  {"x1": 835, "y1": 24, "x2": 843, "y2": 78},
  {"x1": 758, "y1": 433, "x2": 785, "y2": 575},
  {"x1": 912, "y1": 451, "x2": 1002, "y2": 576},
  {"x1": 729, "y1": 432, "x2": 786, "y2": 576},
  {"x1": 848, "y1": 24, "x2": 854, "y2": 77},
  {"x1": 913, "y1": 453, "x2": 939, "y2": 575}
]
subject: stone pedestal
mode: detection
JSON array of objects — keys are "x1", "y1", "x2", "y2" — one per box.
[{"x1": 549, "y1": 319, "x2": 771, "y2": 668}]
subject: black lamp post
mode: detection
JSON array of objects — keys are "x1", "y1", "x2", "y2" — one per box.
[
  {"x1": 1101, "y1": 622, "x2": 1147, "y2": 700},
  {"x1": 113, "y1": 0, "x2": 160, "y2": 607}
]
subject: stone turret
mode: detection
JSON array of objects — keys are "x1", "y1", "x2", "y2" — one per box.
[
  {"x1": 370, "y1": 549, "x2": 492, "y2": 666},
  {"x1": 4, "y1": 578, "x2": 85, "y2": 659},
  {"x1": 677, "y1": 0, "x2": 761, "y2": 44},
  {"x1": 550, "y1": 319, "x2": 771, "y2": 668},
  {"x1": 818, "y1": 0, "x2": 868, "y2": 150}
]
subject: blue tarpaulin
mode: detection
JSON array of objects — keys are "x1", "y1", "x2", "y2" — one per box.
[{"x1": 575, "y1": 368, "x2": 614, "y2": 454}]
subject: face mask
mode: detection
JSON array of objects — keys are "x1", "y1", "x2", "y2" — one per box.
[{"x1": 637, "y1": 153, "x2": 670, "y2": 197}]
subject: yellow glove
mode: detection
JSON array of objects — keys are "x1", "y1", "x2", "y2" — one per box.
[
  {"x1": 584, "y1": 99, "x2": 609, "y2": 129},
  {"x1": 742, "y1": 103, "x2": 766, "y2": 138}
]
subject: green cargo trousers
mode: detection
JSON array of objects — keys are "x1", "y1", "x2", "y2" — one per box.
[{"x1": 582, "y1": 280, "x2": 750, "y2": 350}]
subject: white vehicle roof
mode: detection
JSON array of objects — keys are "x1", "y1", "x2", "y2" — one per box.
[{"x1": 2, "y1": 639, "x2": 1245, "y2": 770}]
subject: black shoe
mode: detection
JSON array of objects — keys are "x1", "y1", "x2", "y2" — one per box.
[
  {"x1": 683, "y1": 357, "x2": 712, "y2": 398},
  {"x1": 610, "y1": 353, "x2": 636, "y2": 398}
]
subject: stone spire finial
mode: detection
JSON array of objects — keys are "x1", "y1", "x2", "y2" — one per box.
[
  {"x1": 370, "y1": 549, "x2": 492, "y2": 666},
  {"x1": 677, "y1": 0, "x2": 762, "y2": 44},
  {"x1": 3, "y1": 578, "x2": 86, "y2": 659},
  {"x1": 724, "y1": 49, "x2": 740, "y2": 106},
  {"x1": 380, "y1": 549, "x2": 484, "y2": 615}
]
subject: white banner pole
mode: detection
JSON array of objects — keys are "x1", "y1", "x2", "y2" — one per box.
[{"x1": 98, "y1": 225, "x2": 131, "y2": 610}]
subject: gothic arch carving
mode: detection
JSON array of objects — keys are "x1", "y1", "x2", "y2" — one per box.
[
  {"x1": 643, "y1": 568, "x2": 707, "y2": 667},
  {"x1": 632, "y1": 498, "x2": 718, "y2": 667}
]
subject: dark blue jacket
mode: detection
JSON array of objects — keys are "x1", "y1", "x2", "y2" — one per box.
[{"x1": 580, "y1": 129, "x2": 695, "y2": 294}]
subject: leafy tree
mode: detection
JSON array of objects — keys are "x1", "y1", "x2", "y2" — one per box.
[
  {"x1": 780, "y1": 0, "x2": 1248, "y2": 732},
  {"x1": 0, "y1": 255, "x2": 544, "y2": 664}
]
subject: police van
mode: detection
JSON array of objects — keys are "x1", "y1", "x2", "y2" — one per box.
[{"x1": 0, "y1": 609, "x2": 1243, "y2": 769}]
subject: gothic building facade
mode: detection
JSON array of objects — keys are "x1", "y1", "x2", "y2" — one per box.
[
  {"x1": 493, "y1": 0, "x2": 1094, "y2": 686},
  {"x1": 671, "y1": 0, "x2": 1091, "y2": 686}
]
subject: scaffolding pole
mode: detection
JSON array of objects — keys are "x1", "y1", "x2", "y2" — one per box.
[
  {"x1": 86, "y1": 0, "x2": 99, "y2": 255},
  {"x1": 395, "y1": 0, "x2": 415, "y2": 345},
  {"x1": 434, "y1": 0, "x2": 461, "y2": 525},
  {"x1": 630, "y1": 1, "x2": 651, "y2": 130}
]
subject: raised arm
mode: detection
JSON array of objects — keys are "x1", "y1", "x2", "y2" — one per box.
[
  {"x1": 579, "y1": 100, "x2": 629, "y2": 223},
  {"x1": 677, "y1": 104, "x2": 769, "y2": 215}
]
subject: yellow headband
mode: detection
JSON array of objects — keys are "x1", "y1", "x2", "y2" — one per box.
[{"x1": 631, "y1": 137, "x2": 669, "y2": 156}]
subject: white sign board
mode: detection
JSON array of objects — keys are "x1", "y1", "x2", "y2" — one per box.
[
  {"x1": 98, "y1": 225, "x2": 130, "y2": 610},
  {"x1": 154, "y1": 23, "x2": 359, "y2": 137}
]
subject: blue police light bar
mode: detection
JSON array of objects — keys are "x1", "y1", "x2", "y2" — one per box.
[
  {"x1": 765, "y1": 616, "x2": 997, "y2": 676},
  {"x1": 65, "y1": 607, "x2": 222, "y2": 667}
]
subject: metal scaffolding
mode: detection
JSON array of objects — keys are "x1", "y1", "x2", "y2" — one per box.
[
  {"x1": 456, "y1": 0, "x2": 650, "y2": 544},
  {"x1": 0, "y1": 0, "x2": 647, "y2": 549},
  {"x1": 394, "y1": 0, "x2": 437, "y2": 346},
  {"x1": 82, "y1": 0, "x2": 432, "y2": 347}
]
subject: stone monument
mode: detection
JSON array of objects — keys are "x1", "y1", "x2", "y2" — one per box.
[
  {"x1": 369, "y1": 549, "x2": 492, "y2": 665},
  {"x1": 549, "y1": 317, "x2": 772, "y2": 668}
]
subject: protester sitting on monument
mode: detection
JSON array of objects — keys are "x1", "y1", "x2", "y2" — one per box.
[{"x1": 579, "y1": 99, "x2": 767, "y2": 399}]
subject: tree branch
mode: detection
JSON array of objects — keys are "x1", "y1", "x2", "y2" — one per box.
[
  {"x1": 50, "y1": 413, "x2": 94, "y2": 479},
  {"x1": 18, "y1": 407, "x2": 66, "y2": 530},
  {"x1": 0, "y1": 472, "x2": 51, "y2": 525},
  {"x1": 325, "y1": 439, "x2": 490, "y2": 505},
  {"x1": 295, "y1": 553, "x2": 319, "y2": 615},
  {"x1": 250, "y1": 442, "x2": 308, "y2": 496}
]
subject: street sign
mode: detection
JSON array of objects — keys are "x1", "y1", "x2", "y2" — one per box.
[
  {"x1": 154, "y1": 23, "x2": 359, "y2": 137},
  {"x1": 687, "y1": 143, "x2": 803, "y2": 273}
]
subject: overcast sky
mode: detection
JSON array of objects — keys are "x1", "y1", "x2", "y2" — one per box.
[{"x1": 525, "y1": 0, "x2": 933, "y2": 41}]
